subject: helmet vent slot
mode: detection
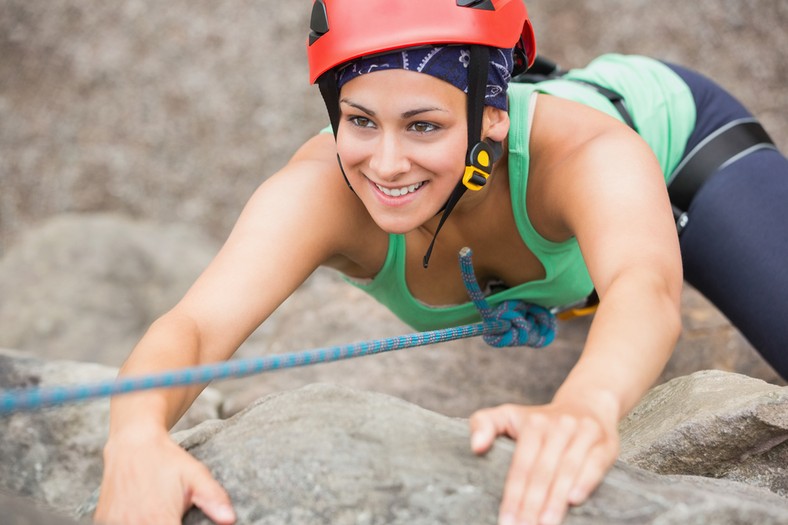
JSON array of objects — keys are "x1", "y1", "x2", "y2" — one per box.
[
  {"x1": 456, "y1": 0, "x2": 495, "y2": 10},
  {"x1": 309, "y1": 0, "x2": 330, "y2": 45}
]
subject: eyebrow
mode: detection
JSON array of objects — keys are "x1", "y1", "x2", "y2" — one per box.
[{"x1": 339, "y1": 98, "x2": 446, "y2": 119}]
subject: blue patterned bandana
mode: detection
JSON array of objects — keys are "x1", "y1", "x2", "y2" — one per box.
[{"x1": 337, "y1": 46, "x2": 513, "y2": 110}]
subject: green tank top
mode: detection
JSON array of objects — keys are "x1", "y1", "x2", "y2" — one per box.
[{"x1": 342, "y1": 54, "x2": 696, "y2": 331}]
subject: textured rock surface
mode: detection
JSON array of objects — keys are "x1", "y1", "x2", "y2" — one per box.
[
  {"x1": 0, "y1": 348, "x2": 222, "y2": 515},
  {"x1": 0, "y1": 492, "x2": 87, "y2": 525},
  {"x1": 165, "y1": 384, "x2": 788, "y2": 524},
  {"x1": 2, "y1": 359, "x2": 787, "y2": 524},
  {"x1": 620, "y1": 370, "x2": 788, "y2": 497}
]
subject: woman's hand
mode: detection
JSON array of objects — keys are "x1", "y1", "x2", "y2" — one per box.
[
  {"x1": 94, "y1": 429, "x2": 235, "y2": 525},
  {"x1": 469, "y1": 398, "x2": 619, "y2": 525}
]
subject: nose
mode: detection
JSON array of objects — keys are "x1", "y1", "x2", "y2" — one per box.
[{"x1": 368, "y1": 132, "x2": 410, "y2": 182}]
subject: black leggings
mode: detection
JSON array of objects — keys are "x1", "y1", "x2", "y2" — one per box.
[{"x1": 665, "y1": 63, "x2": 788, "y2": 379}]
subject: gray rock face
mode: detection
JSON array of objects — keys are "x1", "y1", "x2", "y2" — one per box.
[
  {"x1": 0, "y1": 348, "x2": 222, "y2": 516},
  {"x1": 2, "y1": 355, "x2": 787, "y2": 524},
  {"x1": 0, "y1": 492, "x2": 87, "y2": 525},
  {"x1": 620, "y1": 370, "x2": 788, "y2": 497},
  {"x1": 177, "y1": 383, "x2": 788, "y2": 524},
  {"x1": 2, "y1": 0, "x2": 785, "y2": 425},
  {"x1": 180, "y1": 384, "x2": 508, "y2": 525}
]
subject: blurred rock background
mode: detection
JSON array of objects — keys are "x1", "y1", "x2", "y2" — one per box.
[
  {"x1": 2, "y1": 0, "x2": 786, "y2": 255},
  {"x1": 0, "y1": 0, "x2": 785, "y2": 412}
]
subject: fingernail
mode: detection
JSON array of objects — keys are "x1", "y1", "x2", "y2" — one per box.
[
  {"x1": 539, "y1": 509, "x2": 561, "y2": 525},
  {"x1": 471, "y1": 432, "x2": 485, "y2": 449},
  {"x1": 569, "y1": 487, "x2": 586, "y2": 504},
  {"x1": 213, "y1": 504, "x2": 236, "y2": 522},
  {"x1": 498, "y1": 512, "x2": 517, "y2": 525}
]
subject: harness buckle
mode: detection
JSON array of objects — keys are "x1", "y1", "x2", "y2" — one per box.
[
  {"x1": 673, "y1": 205, "x2": 690, "y2": 235},
  {"x1": 550, "y1": 290, "x2": 600, "y2": 320}
]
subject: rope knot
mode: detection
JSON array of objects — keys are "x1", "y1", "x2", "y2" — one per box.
[
  {"x1": 483, "y1": 300, "x2": 556, "y2": 348},
  {"x1": 459, "y1": 247, "x2": 557, "y2": 349}
]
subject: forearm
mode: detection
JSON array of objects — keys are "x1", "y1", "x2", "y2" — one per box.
[
  {"x1": 107, "y1": 310, "x2": 218, "y2": 441},
  {"x1": 554, "y1": 271, "x2": 682, "y2": 421},
  {"x1": 98, "y1": 310, "x2": 238, "y2": 525},
  {"x1": 469, "y1": 271, "x2": 681, "y2": 525}
]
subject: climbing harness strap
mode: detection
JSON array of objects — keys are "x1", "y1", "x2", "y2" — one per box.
[
  {"x1": 512, "y1": 56, "x2": 637, "y2": 131},
  {"x1": 517, "y1": 56, "x2": 778, "y2": 236},
  {"x1": 513, "y1": 56, "x2": 776, "y2": 314},
  {"x1": 668, "y1": 118, "x2": 776, "y2": 233},
  {"x1": 0, "y1": 248, "x2": 555, "y2": 414},
  {"x1": 568, "y1": 79, "x2": 638, "y2": 131}
]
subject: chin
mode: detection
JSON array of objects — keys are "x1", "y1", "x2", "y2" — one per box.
[
  {"x1": 373, "y1": 218, "x2": 419, "y2": 235},
  {"x1": 367, "y1": 211, "x2": 429, "y2": 235}
]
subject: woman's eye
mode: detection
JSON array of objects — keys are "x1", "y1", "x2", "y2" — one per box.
[
  {"x1": 349, "y1": 116, "x2": 374, "y2": 128},
  {"x1": 410, "y1": 121, "x2": 438, "y2": 133}
]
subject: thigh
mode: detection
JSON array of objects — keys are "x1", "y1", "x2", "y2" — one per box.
[
  {"x1": 662, "y1": 62, "x2": 788, "y2": 378},
  {"x1": 679, "y1": 147, "x2": 788, "y2": 378}
]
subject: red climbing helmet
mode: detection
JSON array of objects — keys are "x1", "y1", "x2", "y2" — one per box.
[{"x1": 307, "y1": 0, "x2": 536, "y2": 84}]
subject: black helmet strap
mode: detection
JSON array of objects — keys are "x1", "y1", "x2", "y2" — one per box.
[
  {"x1": 317, "y1": 68, "x2": 354, "y2": 190},
  {"x1": 422, "y1": 44, "x2": 493, "y2": 268}
]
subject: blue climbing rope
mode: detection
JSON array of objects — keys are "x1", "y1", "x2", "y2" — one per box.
[
  {"x1": 0, "y1": 248, "x2": 556, "y2": 414},
  {"x1": 459, "y1": 247, "x2": 556, "y2": 348}
]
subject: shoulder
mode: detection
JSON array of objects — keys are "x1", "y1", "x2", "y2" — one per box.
[
  {"x1": 248, "y1": 133, "x2": 389, "y2": 276},
  {"x1": 523, "y1": 94, "x2": 680, "y2": 295},
  {"x1": 524, "y1": 94, "x2": 659, "y2": 240}
]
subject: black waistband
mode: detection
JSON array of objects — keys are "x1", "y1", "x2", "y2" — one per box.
[{"x1": 668, "y1": 119, "x2": 775, "y2": 214}]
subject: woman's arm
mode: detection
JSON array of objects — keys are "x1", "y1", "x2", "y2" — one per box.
[
  {"x1": 95, "y1": 133, "x2": 374, "y2": 524},
  {"x1": 552, "y1": 101, "x2": 683, "y2": 416},
  {"x1": 471, "y1": 96, "x2": 683, "y2": 525}
]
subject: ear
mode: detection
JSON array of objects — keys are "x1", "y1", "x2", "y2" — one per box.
[{"x1": 482, "y1": 106, "x2": 510, "y2": 143}]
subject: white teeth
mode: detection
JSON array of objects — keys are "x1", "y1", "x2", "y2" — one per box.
[{"x1": 376, "y1": 181, "x2": 423, "y2": 197}]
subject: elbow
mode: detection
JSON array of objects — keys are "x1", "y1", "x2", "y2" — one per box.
[
  {"x1": 666, "y1": 270, "x2": 684, "y2": 346},
  {"x1": 666, "y1": 296, "x2": 683, "y2": 349},
  {"x1": 603, "y1": 266, "x2": 684, "y2": 348},
  {"x1": 657, "y1": 271, "x2": 684, "y2": 351}
]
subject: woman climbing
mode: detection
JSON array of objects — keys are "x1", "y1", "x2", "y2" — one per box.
[{"x1": 95, "y1": 1, "x2": 787, "y2": 524}]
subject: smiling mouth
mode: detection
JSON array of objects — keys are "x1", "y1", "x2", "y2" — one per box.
[{"x1": 374, "y1": 181, "x2": 425, "y2": 197}]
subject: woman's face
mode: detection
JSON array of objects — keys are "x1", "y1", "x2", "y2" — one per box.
[{"x1": 336, "y1": 69, "x2": 468, "y2": 234}]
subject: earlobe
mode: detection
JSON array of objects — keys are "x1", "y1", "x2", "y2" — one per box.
[{"x1": 482, "y1": 106, "x2": 510, "y2": 143}]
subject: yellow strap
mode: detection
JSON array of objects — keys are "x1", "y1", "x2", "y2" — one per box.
[{"x1": 556, "y1": 304, "x2": 598, "y2": 321}]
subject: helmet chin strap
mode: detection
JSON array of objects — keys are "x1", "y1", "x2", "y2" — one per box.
[
  {"x1": 317, "y1": 65, "x2": 355, "y2": 192},
  {"x1": 422, "y1": 45, "x2": 496, "y2": 268}
]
